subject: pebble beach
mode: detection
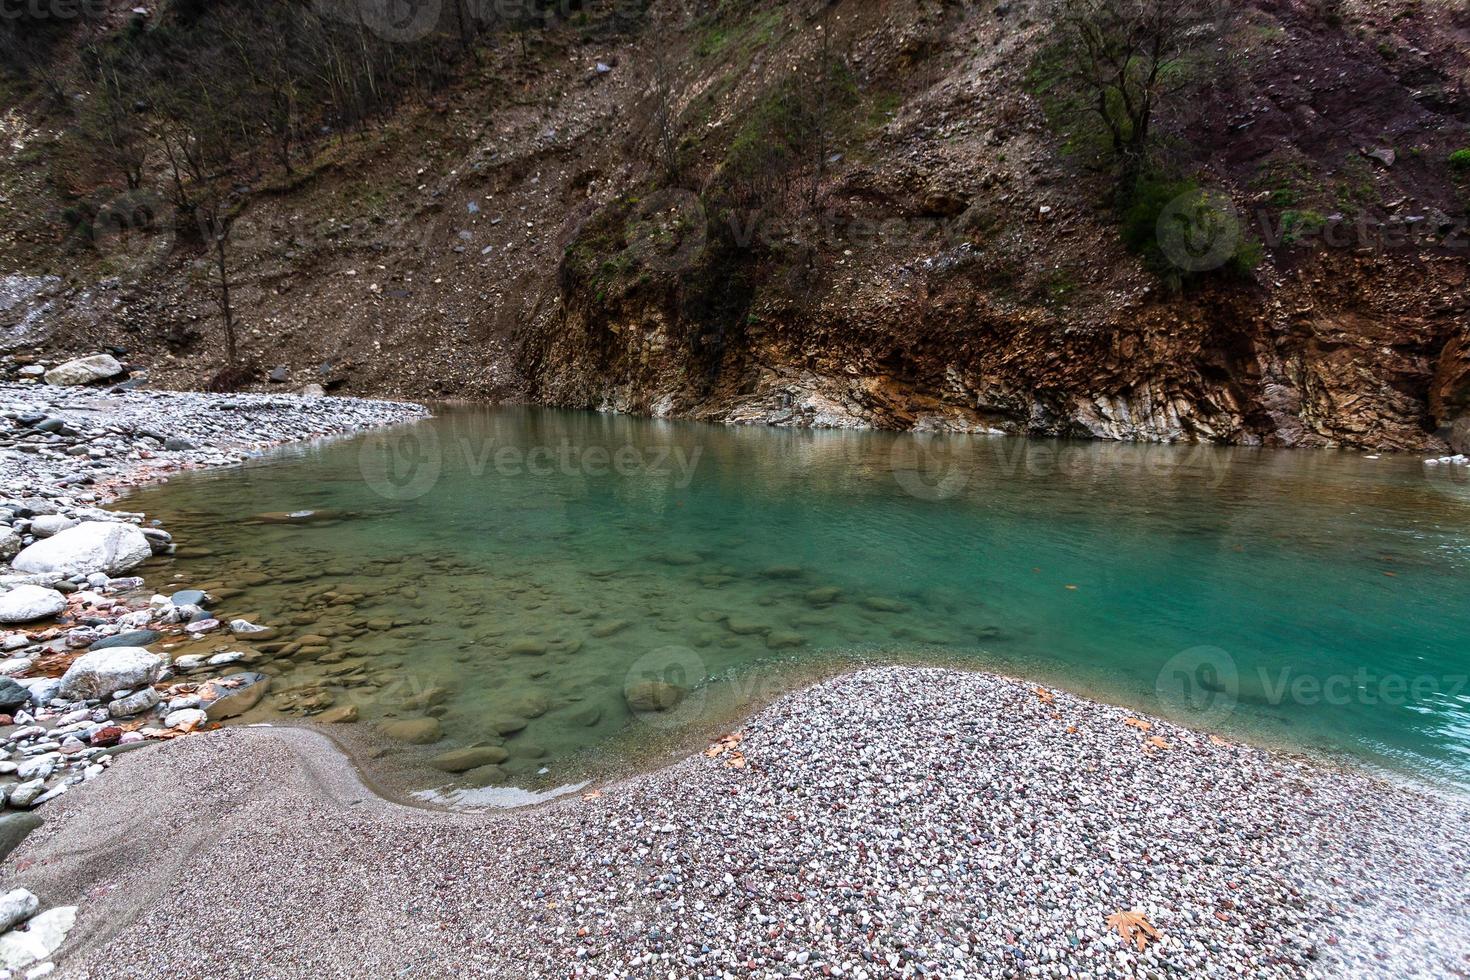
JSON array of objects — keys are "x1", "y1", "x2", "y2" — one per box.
[{"x1": 11, "y1": 667, "x2": 1469, "y2": 979}]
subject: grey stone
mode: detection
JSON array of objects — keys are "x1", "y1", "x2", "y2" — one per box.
[
  {"x1": 58, "y1": 646, "x2": 164, "y2": 700},
  {"x1": 0, "y1": 586, "x2": 66, "y2": 624}
]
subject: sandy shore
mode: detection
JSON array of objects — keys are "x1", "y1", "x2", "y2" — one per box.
[{"x1": 6, "y1": 666, "x2": 1466, "y2": 979}]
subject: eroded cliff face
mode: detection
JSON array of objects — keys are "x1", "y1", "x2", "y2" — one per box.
[
  {"x1": 518, "y1": 0, "x2": 1470, "y2": 451},
  {"x1": 2, "y1": 0, "x2": 1467, "y2": 452},
  {"x1": 530, "y1": 248, "x2": 1465, "y2": 449}
]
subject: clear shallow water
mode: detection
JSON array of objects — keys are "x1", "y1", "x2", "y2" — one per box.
[{"x1": 122, "y1": 407, "x2": 1470, "y2": 791}]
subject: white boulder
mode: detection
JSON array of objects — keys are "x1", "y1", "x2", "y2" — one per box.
[
  {"x1": 0, "y1": 905, "x2": 76, "y2": 971},
  {"x1": 0, "y1": 586, "x2": 66, "y2": 624},
  {"x1": 43, "y1": 353, "x2": 122, "y2": 386},
  {"x1": 11, "y1": 522, "x2": 152, "y2": 577},
  {"x1": 0, "y1": 890, "x2": 38, "y2": 933},
  {"x1": 57, "y1": 646, "x2": 163, "y2": 700},
  {"x1": 0, "y1": 528, "x2": 19, "y2": 563}
]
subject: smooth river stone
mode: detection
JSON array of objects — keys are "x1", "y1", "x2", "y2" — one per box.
[
  {"x1": 861, "y1": 596, "x2": 910, "y2": 613},
  {"x1": 463, "y1": 764, "x2": 509, "y2": 786},
  {"x1": 430, "y1": 746, "x2": 509, "y2": 772},
  {"x1": 317, "y1": 705, "x2": 359, "y2": 723},
  {"x1": 804, "y1": 586, "x2": 842, "y2": 605},
  {"x1": 89, "y1": 629, "x2": 162, "y2": 650},
  {"x1": 724, "y1": 617, "x2": 768, "y2": 636},
  {"x1": 506, "y1": 637, "x2": 548, "y2": 656},
  {"x1": 380, "y1": 717, "x2": 443, "y2": 744},
  {"x1": 589, "y1": 620, "x2": 630, "y2": 638},
  {"x1": 765, "y1": 630, "x2": 806, "y2": 650},
  {"x1": 762, "y1": 565, "x2": 804, "y2": 579},
  {"x1": 624, "y1": 680, "x2": 685, "y2": 712}
]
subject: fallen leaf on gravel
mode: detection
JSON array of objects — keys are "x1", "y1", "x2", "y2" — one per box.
[
  {"x1": 1066, "y1": 725, "x2": 1078, "y2": 734},
  {"x1": 582, "y1": 790, "x2": 602, "y2": 801},
  {"x1": 707, "y1": 732, "x2": 744, "y2": 759},
  {"x1": 1106, "y1": 910, "x2": 1161, "y2": 951},
  {"x1": 1123, "y1": 718, "x2": 1152, "y2": 732},
  {"x1": 1209, "y1": 735, "x2": 1230, "y2": 747},
  {"x1": 1035, "y1": 687, "x2": 1055, "y2": 704},
  {"x1": 1146, "y1": 736, "x2": 1172, "y2": 750},
  {"x1": 726, "y1": 751, "x2": 746, "y2": 769}
]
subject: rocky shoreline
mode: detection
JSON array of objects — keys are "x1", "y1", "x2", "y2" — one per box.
[
  {"x1": 0, "y1": 377, "x2": 425, "y2": 974},
  {"x1": 1, "y1": 666, "x2": 1463, "y2": 979}
]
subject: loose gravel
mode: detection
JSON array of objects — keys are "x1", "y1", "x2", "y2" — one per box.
[
  {"x1": 13, "y1": 666, "x2": 1467, "y2": 979},
  {"x1": 0, "y1": 382, "x2": 426, "y2": 498}
]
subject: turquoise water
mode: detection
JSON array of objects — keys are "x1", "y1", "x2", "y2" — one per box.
[{"x1": 122, "y1": 407, "x2": 1470, "y2": 789}]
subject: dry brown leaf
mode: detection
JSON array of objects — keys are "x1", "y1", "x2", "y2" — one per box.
[
  {"x1": 582, "y1": 790, "x2": 602, "y2": 801},
  {"x1": 1123, "y1": 718, "x2": 1152, "y2": 732},
  {"x1": 1105, "y1": 910, "x2": 1161, "y2": 951},
  {"x1": 1065, "y1": 725, "x2": 1078, "y2": 734},
  {"x1": 726, "y1": 752, "x2": 746, "y2": 769},
  {"x1": 1034, "y1": 687, "x2": 1055, "y2": 705},
  {"x1": 1146, "y1": 735, "x2": 1172, "y2": 751},
  {"x1": 1208, "y1": 734, "x2": 1230, "y2": 747}
]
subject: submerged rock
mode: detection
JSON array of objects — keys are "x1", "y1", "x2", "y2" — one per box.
[
  {"x1": 765, "y1": 630, "x2": 806, "y2": 650},
  {"x1": 380, "y1": 717, "x2": 442, "y2": 744},
  {"x1": 430, "y1": 746, "x2": 509, "y2": 772},
  {"x1": 198, "y1": 672, "x2": 271, "y2": 721},
  {"x1": 317, "y1": 705, "x2": 358, "y2": 724},
  {"x1": 89, "y1": 629, "x2": 161, "y2": 651},
  {"x1": 804, "y1": 586, "x2": 843, "y2": 606},
  {"x1": 624, "y1": 680, "x2": 685, "y2": 712}
]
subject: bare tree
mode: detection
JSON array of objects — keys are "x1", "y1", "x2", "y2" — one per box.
[
  {"x1": 647, "y1": 44, "x2": 682, "y2": 183},
  {"x1": 1048, "y1": 0, "x2": 1226, "y2": 191}
]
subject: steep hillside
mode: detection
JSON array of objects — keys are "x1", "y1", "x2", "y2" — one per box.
[{"x1": 1, "y1": 0, "x2": 1467, "y2": 450}]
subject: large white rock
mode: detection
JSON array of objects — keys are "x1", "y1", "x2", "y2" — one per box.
[
  {"x1": 11, "y1": 522, "x2": 151, "y2": 577},
  {"x1": 0, "y1": 528, "x2": 19, "y2": 563},
  {"x1": 57, "y1": 646, "x2": 163, "y2": 700},
  {"x1": 0, "y1": 586, "x2": 66, "y2": 624},
  {"x1": 43, "y1": 353, "x2": 122, "y2": 386},
  {"x1": 0, "y1": 905, "x2": 76, "y2": 970}
]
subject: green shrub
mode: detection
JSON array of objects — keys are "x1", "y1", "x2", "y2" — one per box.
[
  {"x1": 1119, "y1": 174, "x2": 1260, "y2": 288},
  {"x1": 1450, "y1": 149, "x2": 1470, "y2": 174},
  {"x1": 1281, "y1": 209, "x2": 1327, "y2": 245}
]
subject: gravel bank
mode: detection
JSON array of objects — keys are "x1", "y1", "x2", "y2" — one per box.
[
  {"x1": 9, "y1": 666, "x2": 1466, "y2": 979},
  {"x1": 0, "y1": 382, "x2": 426, "y2": 498}
]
